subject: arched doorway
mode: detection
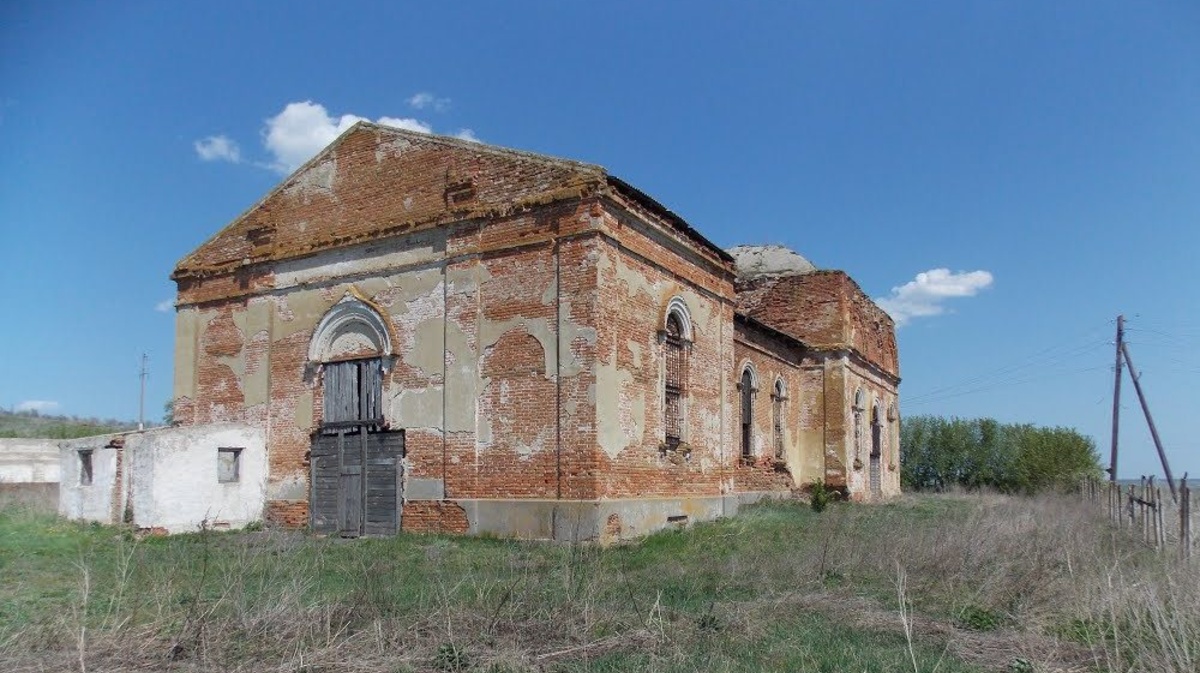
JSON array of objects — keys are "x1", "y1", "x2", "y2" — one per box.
[{"x1": 307, "y1": 294, "x2": 405, "y2": 537}]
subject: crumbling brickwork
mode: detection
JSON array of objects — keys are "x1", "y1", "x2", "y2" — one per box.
[{"x1": 170, "y1": 122, "x2": 900, "y2": 540}]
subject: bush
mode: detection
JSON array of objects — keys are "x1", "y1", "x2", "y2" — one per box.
[{"x1": 809, "y1": 480, "x2": 833, "y2": 513}]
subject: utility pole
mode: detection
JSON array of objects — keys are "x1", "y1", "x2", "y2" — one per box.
[
  {"x1": 138, "y1": 353, "x2": 148, "y2": 431},
  {"x1": 1120, "y1": 340, "x2": 1177, "y2": 502},
  {"x1": 1109, "y1": 315, "x2": 1123, "y2": 482}
]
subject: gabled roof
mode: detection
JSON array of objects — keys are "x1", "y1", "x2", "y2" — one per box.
[{"x1": 174, "y1": 122, "x2": 730, "y2": 278}]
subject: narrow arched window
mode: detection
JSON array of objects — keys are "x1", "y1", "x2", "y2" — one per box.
[
  {"x1": 740, "y1": 368, "x2": 754, "y2": 460},
  {"x1": 772, "y1": 379, "x2": 785, "y2": 459},
  {"x1": 663, "y1": 313, "x2": 686, "y2": 449}
]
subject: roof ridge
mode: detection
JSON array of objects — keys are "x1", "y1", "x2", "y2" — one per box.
[{"x1": 353, "y1": 120, "x2": 608, "y2": 175}]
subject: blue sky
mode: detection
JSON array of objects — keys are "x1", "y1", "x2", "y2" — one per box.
[{"x1": 1, "y1": 1, "x2": 1196, "y2": 479}]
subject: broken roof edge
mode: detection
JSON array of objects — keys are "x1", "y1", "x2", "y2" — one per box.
[
  {"x1": 733, "y1": 312, "x2": 808, "y2": 351},
  {"x1": 605, "y1": 175, "x2": 735, "y2": 264}
]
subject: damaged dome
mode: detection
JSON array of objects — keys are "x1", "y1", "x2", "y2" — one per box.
[{"x1": 727, "y1": 244, "x2": 817, "y2": 279}]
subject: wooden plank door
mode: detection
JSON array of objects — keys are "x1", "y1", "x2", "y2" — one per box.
[
  {"x1": 336, "y1": 431, "x2": 365, "y2": 537},
  {"x1": 338, "y1": 463, "x2": 363, "y2": 536},
  {"x1": 363, "y1": 431, "x2": 404, "y2": 535},
  {"x1": 310, "y1": 434, "x2": 340, "y2": 534}
]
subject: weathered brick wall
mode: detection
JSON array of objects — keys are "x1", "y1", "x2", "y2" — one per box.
[
  {"x1": 401, "y1": 501, "x2": 469, "y2": 534},
  {"x1": 265, "y1": 499, "x2": 308, "y2": 528},
  {"x1": 735, "y1": 271, "x2": 899, "y2": 379},
  {"x1": 175, "y1": 195, "x2": 606, "y2": 529},
  {"x1": 171, "y1": 122, "x2": 894, "y2": 533},
  {"x1": 587, "y1": 204, "x2": 793, "y2": 499},
  {"x1": 839, "y1": 359, "x2": 901, "y2": 500},
  {"x1": 174, "y1": 124, "x2": 608, "y2": 280},
  {"x1": 732, "y1": 325, "x2": 823, "y2": 488}
]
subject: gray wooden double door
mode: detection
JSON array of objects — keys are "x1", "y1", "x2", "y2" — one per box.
[{"x1": 310, "y1": 429, "x2": 405, "y2": 537}]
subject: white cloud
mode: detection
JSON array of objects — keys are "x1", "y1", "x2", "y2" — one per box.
[
  {"x1": 16, "y1": 400, "x2": 59, "y2": 413},
  {"x1": 262, "y1": 101, "x2": 365, "y2": 173},
  {"x1": 197, "y1": 100, "x2": 476, "y2": 174},
  {"x1": 262, "y1": 101, "x2": 438, "y2": 173},
  {"x1": 376, "y1": 116, "x2": 434, "y2": 134},
  {"x1": 454, "y1": 128, "x2": 480, "y2": 143},
  {"x1": 875, "y1": 268, "x2": 994, "y2": 326},
  {"x1": 194, "y1": 135, "x2": 242, "y2": 163},
  {"x1": 408, "y1": 92, "x2": 450, "y2": 111},
  {"x1": 155, "y1": 299, "x2": 174, "y2": 312}
]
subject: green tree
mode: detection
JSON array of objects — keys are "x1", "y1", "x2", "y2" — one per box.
[{"x1": 900, "y1": 415, "x2": 1101, "y2": 493}]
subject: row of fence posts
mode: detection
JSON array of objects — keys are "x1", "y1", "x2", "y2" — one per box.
[{"x1": 1083, "y1": 475, "x2": 1192, "y2": 560}]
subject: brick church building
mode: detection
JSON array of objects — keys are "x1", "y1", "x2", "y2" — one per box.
[{"x1": 166, "y1": 122, "x2": 900, "y2": 540}]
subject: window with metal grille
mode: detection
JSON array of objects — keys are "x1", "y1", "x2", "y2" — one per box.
[
  {"x1": 740, "y1": 368, "x2": 754, "y2": 460},
  {"x1": 322, "y1": 358, "x2": 384, "y2": 431},
  {"x1": 663, "y1": 313, "x2": 686, "y2": 449},
  {"x1": 772, "y1": 379, "x2": 785, "y2": 459}
]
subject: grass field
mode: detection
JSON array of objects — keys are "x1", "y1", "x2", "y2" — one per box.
[{"x1": 1, "y1": 491, "x2": 1195, "y2": 672}]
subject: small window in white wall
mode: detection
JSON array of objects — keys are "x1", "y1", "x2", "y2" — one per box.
[
  {"x1": 78, "y1": 450, "x2": 93, "y2": 486},
  {"x1": 218, "y1": 447, "x2": 242, "y2": 483}
]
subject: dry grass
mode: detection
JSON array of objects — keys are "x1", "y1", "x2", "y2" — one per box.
[{"x1": 1, "y1": 492, "x2": 1195, "y2": 672}]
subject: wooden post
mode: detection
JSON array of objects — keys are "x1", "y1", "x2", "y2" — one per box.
[
  {"x1": 1182, "y1": 478, "x2": 1192, "y2": 562},
  {"x1": 1121, "y1": 342, "x2": 1178, "y2": 502},
  {"x1": 1127, "y1": 485, "x2": 1135, "y2": 530},
  {"x1": 1140, "y1": 477, "x2": 1147, "y2": 544},
  {"x1": 1156, "y1": 486, "x2": 1165, "y2": 551},
  {"x1": 1109, "y1": 315, "x2": 1123, "y2": 482},
  {"x1": 1109, "y1": 481, "x2": 1115, "y2": 525}
]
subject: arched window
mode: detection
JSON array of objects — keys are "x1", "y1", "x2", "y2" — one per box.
[
  {"x1": 869, "y1": 403, "x2": 884, "y2": 496},
  {"x1": 663, "y1": 312, "x2": 687, "y2": 449},
  {"x1": 739, "y1": 365, "x2": 757, "y2": 461},
  {"x1": 870, "y1": 403, "x2": 883, "y2": 456},
  {"x1": 852, "y1": 387, "x2": 865, "y2": 463},
  {"x1": 772, "y1": 378, "x2": 786, "y2": 459},
  {"x1": 308, "y1": 293, "x2": 393, "y2": 432}
]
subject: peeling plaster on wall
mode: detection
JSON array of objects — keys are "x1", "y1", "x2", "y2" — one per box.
[
  {"x1": 597, "y1": 249, "x2": 724, "y2": 461},
  {"x1": 518, "y1": 427, "x2": 554, "y2": 460},
  {"x1": 475, "y1": 402, "x2": 493, "y2": 445},
  {"x1": 391, "y1": 386, "x2": 444, "y2": 431},
  {"x1": 443, "y1": 320, "x2": 480, "y2": 433},
  {"x1": 557, "y1": 298, "x2": 597, "y2": 377},
  {"x1": 202, "y1": 307, "x2": 247, "y2": 404},
  {"x1": 269, "y1": 473, "x2": 308, "y2": 500},
  {"x1": 241, "y1": 302, "x2": 273, "y2": 407},
  {"x1": 597, "y1": 359, "x2": 642, "y2": 459},
  {"x1": 626, "y1": 341, "x2": 644, "y2": 369},
  {"x1": 174, "y1": 309, "x2": 199, "y2": 400},
  {"x1": 272, "y1": 230, "x2": 446, "y2": 291},
  {"x1": 478, "y1": 317, "x2": 557, "y2": 380},
  {"x1": 352, "y1": 277, "x2": 394, "y2": 304},
  {"x1": 447, "y1": 261, "x2": 490, "y2": 297},
  {"x1": 283, "y1": 156, "x2": 337, "y2": 201},
  {"x1": 405, "y1": 319, "x2": 447, "y2": 380},
  {"x1": 293, "y1": 391, "x2": 313, "y2": 431},
  {"x1": 375, "y1": 135, "x2": 413, "y2": 163},
  {"x1": 388, "y1": 268, "x2": 445, "y2": 317},
  {"x1": 273, "y1": 290, "x2": 337, "y2": 342},
  {"x1": 215, "y1": 351, "x2": 246, "y2": 395}
]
